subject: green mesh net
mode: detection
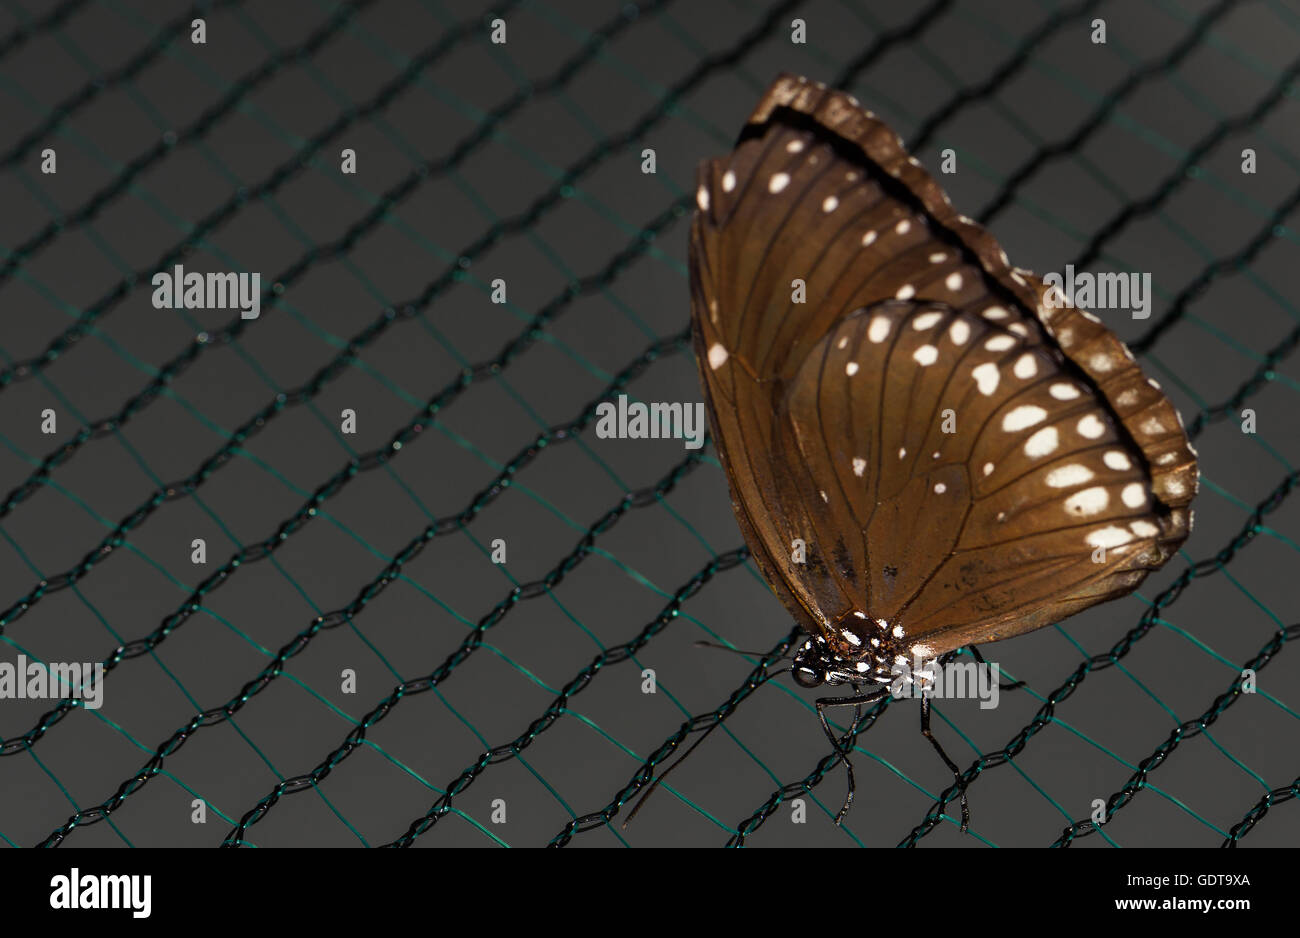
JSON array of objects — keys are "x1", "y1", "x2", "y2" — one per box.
[{"x1": 0, "y1": 0, "x2": 1296, "y2": 848}]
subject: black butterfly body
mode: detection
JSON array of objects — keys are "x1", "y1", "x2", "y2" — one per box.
[{"x1": 687, "y1": 75, "x2": 1198, "y2": 827}]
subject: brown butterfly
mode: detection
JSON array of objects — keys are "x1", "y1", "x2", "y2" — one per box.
[{"x1": 687, "y1": 74, "x2": 1198, "y2": 830}]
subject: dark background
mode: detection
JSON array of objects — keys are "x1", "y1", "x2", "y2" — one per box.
[{"x1": 0, "y1": 0, "x2": 1297, "y2": 848}]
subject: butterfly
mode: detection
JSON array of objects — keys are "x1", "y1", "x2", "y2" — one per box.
[{"x1": 687, "y1": 74, "x2": 1198, "y2": 831}]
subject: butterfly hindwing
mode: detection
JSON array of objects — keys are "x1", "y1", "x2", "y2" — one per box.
[{"x1": 783, "y1": 301, "x2": 1184, "y2": 657}]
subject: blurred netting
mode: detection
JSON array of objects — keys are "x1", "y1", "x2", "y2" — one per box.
[{"x1": 0, "y1": 0, "x2": 1296, "y2": 848}]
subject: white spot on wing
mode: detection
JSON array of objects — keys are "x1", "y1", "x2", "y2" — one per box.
[
  {"x1": 1050, "y1": 383, "x2": 1080, "y2": 400},
  {"x1": 1024, "y1": 426, "x2": 1060, "y2": 458},
  {"x1": 769, "y1": 172, "x2": 790, "y2": 193},
  {"x1": 972, "y1": 362, "x2": 999, "y2": 396},
  {"x1": 985, "y1": 335, "x2": 1015, "y2": 352},
  {"x1": 1013, "y1": 354, "x2": 1037, "y2": 379},
  {"x1": 696, "y1": 186, "x2": 709, "y2": 211},
  {"x1": 895, "y1": 219, "x2": 911, "y2": 235},
  {"x1": 1130, "y1": 520, "x2": 1159, "y2": 538},
  {"x1": 945, "y1": 272, "x2": 963, "y2": 291},
  {"x1": 913, "y1": 311, "x2": 943, "y2": 330},
  {"x1": 708, "y1": 344, "x2": 728, "y2": 370},
  {"x1": 1077, "y1": 414, "x2": 1106, "y2": 439},
  {"x1": 949, "y1": 320, "x2": 970, "y2": 345},
  {"x1": 822, "y1": 195, "x2": 839, "y2": 213},
  {"x1": 853, "y1": 457, "x2": 866, "y2": 477},
  {"x1": 1087, "y1": 526, "x2": 1132, "y2": 548},
  {"x1": 846, "y1": 361, "x2": 860, "y2": 376},
  {"x1": 868, "y1": 316, "x2": 890, "y2": 343},
  {"x1": 1103, "y1": 450, "x2": 1132, "y2": 471},
  {"x1": 896, "y1": 284, "x2": 915, "y2": 300},
  {"x1": 1047, "y1": 464, "x2": 1093, "y2": 487},
  {"x1": 1003, "y1": 405, "x2": 1047, "y2": 432},
  {"x1": 913, "y1": 345, "x2": 938, "y2": 366},
  {"x1": 1065, "y1": 487, "x2": 1109, "y2": 516},
  {"x1": 722, "y1": 170, "x2": 736, "y2": 192},
  {"x1": 1122, "y1": 483, "x2": 1145, "y2": 508},
  {"x1": 862, "y1": 230, "x2": 877, "y2": 247}
]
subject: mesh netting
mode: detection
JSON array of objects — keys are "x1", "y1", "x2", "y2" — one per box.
[{"x1": 0, "y1": 0, "x2": 1297, "y2": 848}]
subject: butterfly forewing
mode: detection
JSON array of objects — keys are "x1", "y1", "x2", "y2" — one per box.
[{"x1": 690, "y1": 74, "x2": 1197, "y2": 664}]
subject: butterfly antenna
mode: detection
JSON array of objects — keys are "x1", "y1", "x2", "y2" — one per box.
[
  {"x1": 693, "y1": 639, "x2": 795, "y2": 660},
  {"x1": 621, "y1": 718, "x2": 724, "y2": 830},
  {"x1": 622, "y1": 666, "x2": 790, "y2": 830}
]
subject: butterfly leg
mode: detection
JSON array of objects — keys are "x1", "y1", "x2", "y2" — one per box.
[
  {"x1": 967, "y1": 644, "x2": 1026, "y2": 690},
  {"x1": 815, "y1": 686, "x2": 890, "y2": 826},
  {"x1": 919, "y1": 695, "x2": 970, "y2": 833}
]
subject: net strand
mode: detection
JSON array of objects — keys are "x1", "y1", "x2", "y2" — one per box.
[
  {"x1": 0, "y1": 0, "x2": 246, "y2": 171},
  {"x1": 0, "y1": 0, "x2": 86, "y2": 61},
  {"x1": 1070, "y1": 55, "x2": 1300, "y2": 274},
  {"x1": 975, "y1": 0, "x2": 1237, "y2": 226},
  {"x1": 1226, "y1": 771, "x2": 1300, "y2": 845},
  {"x1": 0, "y1": 0, "x2": 376, "y2": 361},
  {"x1": 908, "y1": 0, "x2": 1103, "y2": 154},
  {"x1": 1134, "y1": 178, "x2": 1300, "y2": 354},
  {"x1": 1053, "y1": 622, "x2": 1300, "y2": 846}
]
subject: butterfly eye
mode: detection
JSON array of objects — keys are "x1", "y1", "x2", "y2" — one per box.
[
  {"x1": 791, "y1": 644, "x2": 828, "y2": 688},
  {"x1": 792, "y1": 661, "x2": 826, "y2": 689}
]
